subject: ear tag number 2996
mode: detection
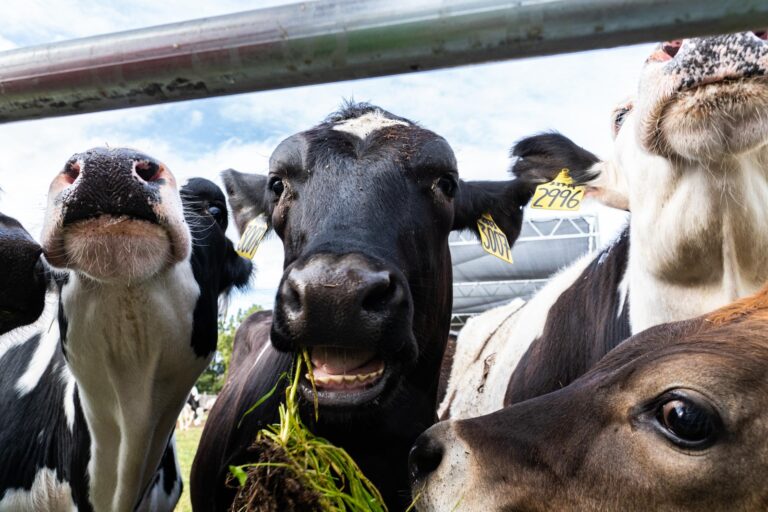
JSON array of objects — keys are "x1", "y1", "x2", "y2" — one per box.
[
  {"x1": 530, "y1": 168, "x2": 585, "y2": 211},
  {"x1": 236, "y1": 215, "x2": 269, "y2": 260},
  {"x1": 477, "y1": 213, "x2": 513, "y2": 264}
]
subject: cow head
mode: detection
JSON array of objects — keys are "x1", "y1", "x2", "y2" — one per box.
[
  {"x1": 40, "y1": 148, "x2": 251, "y2": 356},
  {"x1": 0, "y1": 212, "x2": 47, "y2": 334},
  {"x1": 223, "y1": 103, "x2": 534, "y2": 426},
  {"x1": 510, "y1": 31, "x2": 768, "y2": 212},
  {"x1": 410, "y1": 288, "x2": 768, "y2": 511},
  {"x1": 41, "y1": 147, "x2": 192, "y2": 284}
]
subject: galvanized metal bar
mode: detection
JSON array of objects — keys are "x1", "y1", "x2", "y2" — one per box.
[{"x1": 1, "y1": 0, "x2": 766, "y2": 122}]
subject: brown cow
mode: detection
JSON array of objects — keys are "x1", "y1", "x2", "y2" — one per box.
[{"x1": 411, "y1": 286, "x2": 768, "y2": 511}]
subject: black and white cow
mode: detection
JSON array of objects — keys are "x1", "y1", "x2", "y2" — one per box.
[
  {"x1": 0, "y1": 149, "x2": 251, "y2": 512},
  {"x1": 191, "y1": 103, "x2": 542, "y2": 511},
  {"x1": 441, "y1": 30, "x2": 768, "y2": 419}
]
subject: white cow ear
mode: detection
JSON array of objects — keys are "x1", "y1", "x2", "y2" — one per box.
[{"x1": 221, "y1": 169, "x2": 270, "y2": 234}]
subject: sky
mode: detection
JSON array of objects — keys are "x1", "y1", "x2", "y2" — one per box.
[{"x1": 0, "y1": 0, "x2": 643, "y2": 313}]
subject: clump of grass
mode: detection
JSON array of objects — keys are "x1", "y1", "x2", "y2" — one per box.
[{"x1": 228, "y1": 350, "x2": 388, "y2": 512}]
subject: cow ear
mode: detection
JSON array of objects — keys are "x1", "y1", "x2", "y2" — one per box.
[
  {"x1": 510, "y1": 132, "x2": 601, "y2": 186},
  {"x1": 220, "y1": 237, "x2": 253, "y2": 294},
  {"x1": 510, "y1": 132, "x2": 629, "y2": 211},
  {"x1": 452, "y1": 178, "x2": 533, "y2": 246},
  {"x1": 221, "y1": 169, "x2": 270, "y2": 234}
]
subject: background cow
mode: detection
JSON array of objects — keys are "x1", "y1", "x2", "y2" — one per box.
[
  {"x1": 191, "y1": 103, "x2": 543, "y2": 511},
  {"x1": 441, "y1": 31, "x2": 768, "y2": 420},
  {"x1": 0, "y1": 151, "x2": 251, "y2": 512},
  {"x1": 412, "y1": 284, "x2": 768, "y2": 511},
  {"x1": 0, "y1": 213, "x2": 47, "y2": 335}
]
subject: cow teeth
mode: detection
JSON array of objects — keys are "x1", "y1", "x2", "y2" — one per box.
[{"x1": 310, "y1": 374, "x2": 345, "y2": 384}]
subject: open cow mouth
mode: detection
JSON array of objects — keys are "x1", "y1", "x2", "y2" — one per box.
[{"x1": 300, "y1": 346, "x2": 391, "y2": 407}]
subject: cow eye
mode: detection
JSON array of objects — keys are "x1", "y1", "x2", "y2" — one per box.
[
  {"x1": 612, "y1": 103, "x2": 633, "y2": 138},
  {"x1": 269, "y1": 177, "x2": 285, "y2": 197},
  {"x1": 436, "y1": 175, "x2": 457, "y2": 198},
  {"x1": 208, "y1": 204, "x2": 225, "y2": 223},
  {"x1": 655, "y1": 392, "x2": 720, "y2": 449}
]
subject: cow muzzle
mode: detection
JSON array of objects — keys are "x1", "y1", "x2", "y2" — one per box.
[
  {"x1": 638, "y1": 32, "x2": 768, "y2": 158},
  {"x1": 271, "y1": 252, "x2": 416, "y2": 408}
]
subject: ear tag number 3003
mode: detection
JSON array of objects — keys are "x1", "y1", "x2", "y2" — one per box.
[
  {"x1": 236, "y1": 216, "x2": 269, "y2": 260},
  {"x1": 530, "y1": 168, "x2": 585, "y2": 211},
  {"x1": 477, "y1": 213, "x2": 513, "y2": 264}
]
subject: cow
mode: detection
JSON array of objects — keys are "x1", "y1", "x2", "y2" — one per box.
[
  {"x1": 440, "y1": 30, "x2": 768, "y2": 420},
  {"x1": 0, "y1": 213, "x2": 47, "y2": 335},
  {"x1": 410, "y1": 284, "x2": 768, "y2": 511},
  {"x1": 191, "y1": 103, "x2": 547, "y2": 511},
  {"x1": 0, "y1": 150, "x2": 252, "y2": 512}
]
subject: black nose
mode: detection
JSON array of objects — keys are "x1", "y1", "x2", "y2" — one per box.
[
  {"x1": 271, "y1": 253, "x2": 410, "y2": 351},
  {"x1": 409, "y1": 431, "x2": 445, "y2": 482},
  {"x1": 61, "y1": 148, "x2": 162, "y2": 226}
]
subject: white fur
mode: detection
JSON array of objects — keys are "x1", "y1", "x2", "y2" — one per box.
[
  {"x1": 440, "y1": 253, "x2": 595, "y2": 419},
  {"x1": 332, "y1": 111, "x2": 409, "y2": 139},
  {"x1": 0, "y1": 468, "x2": 78, "y2": 512},
  {"x1": 617, "y1": 113, "x2": 768, "y2": 332},
  {"x1": 15, "y1": 314, "x2": 60, "y2": 396},
  {"x1": 62, "y1": 261, "x2": 203, "y2": 512}
]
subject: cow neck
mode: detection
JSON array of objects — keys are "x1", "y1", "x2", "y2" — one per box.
[
  {"x1": 628, "y1": 146, "x2": 768, "y2": 332},
  {"x1": 60, "y1": 262, "x2": 203, "y2": 512}
]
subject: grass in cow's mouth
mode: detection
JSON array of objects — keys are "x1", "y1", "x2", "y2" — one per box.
[{"x1": 227, "y1": 350, "x2": 388, "y2": 511}]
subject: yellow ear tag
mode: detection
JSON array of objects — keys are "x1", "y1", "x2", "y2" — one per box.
[
  {"x1": 477, "y1": 213, "x2": 513, "y2": 264},
  {"x1": 530, "y1": 168, "x2": 585, "y2": 211},
  {"x1": 236, "y1": 215, "x2": 269, "y2": 260}
]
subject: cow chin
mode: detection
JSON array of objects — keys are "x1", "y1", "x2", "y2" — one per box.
[
  {"x1": 651, "y1": 78, "x2": 768, "y2": 160},
  {"x1": 54, "y1": 217, "x2": 176, "y2": 283}
]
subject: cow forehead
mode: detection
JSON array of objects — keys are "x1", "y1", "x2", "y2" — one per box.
[{"x1": 331, "y1": 111, "x2": 411, "y2": 139}]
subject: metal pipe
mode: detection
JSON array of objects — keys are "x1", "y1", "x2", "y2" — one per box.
[{"x1": 0, "y1": 0, "x2": 766, "y2": 122}]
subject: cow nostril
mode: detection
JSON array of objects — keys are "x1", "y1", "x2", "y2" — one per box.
[
  {"x1": 361, "y1": 273, "x2": 398, "y2": 311},
  {"x1": 409, "y1": 434, "x2": 444, "y2": 481},
  {"x1": 135, "y1": 161, "x2": 160, "y2": 182},
  {"x1": 281, "y1": 278, "x2": 303, "y2": 314},
  {"x1": 662, "y1": 39, "x2": 682, "y2": 58},
  {"x1": 754, "y1": 30, "x2": 768, "y2": 41},
  {"x1": 63, "y1": 162, "x2": 80, "y2": 184}
]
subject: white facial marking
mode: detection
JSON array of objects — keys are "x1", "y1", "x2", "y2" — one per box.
[
  {"x1": 332, "y1": 111, "x2": 410, "y2": 139},
  {"x1": 0, "y1": 468, "x2": 78, "y2": 512}
]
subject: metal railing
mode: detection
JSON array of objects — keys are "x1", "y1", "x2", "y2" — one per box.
[{"x1": 0, "y1": 0, "x2": 766, "y2": 122}]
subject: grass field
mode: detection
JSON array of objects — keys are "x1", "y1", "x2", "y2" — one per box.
[{"x1": 175, "y1": 425, "x2": 204, "y2": 512}]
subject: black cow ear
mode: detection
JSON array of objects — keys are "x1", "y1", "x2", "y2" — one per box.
[
  {"x1": 452, "y1": 179, "x2": 533, "y2": 247},
  {"x1": 221, "y1": 169, "x2": 270, "y2": 234},
  {"x1": 510, "y1": 132, "x2": 600, "y2": 187}
]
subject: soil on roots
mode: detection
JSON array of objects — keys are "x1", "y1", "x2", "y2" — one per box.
[{"x1": 228, "y1": 438, "x2": 324, "y2": 512}]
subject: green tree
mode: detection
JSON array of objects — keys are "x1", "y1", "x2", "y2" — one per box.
[{"x1": 196, "y1": 304, "x2": 263, "y2": 393}]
